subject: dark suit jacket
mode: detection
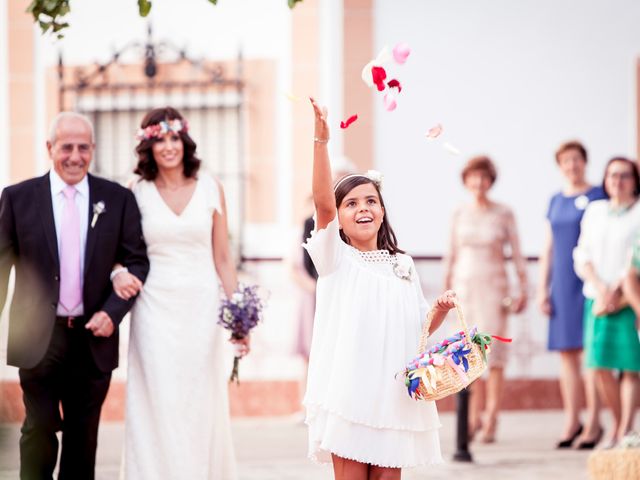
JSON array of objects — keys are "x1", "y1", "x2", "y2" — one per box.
[
  {"x1": 0, "y1": 172, "x2": 149, "y2": 373},
  {"x1": 302, "y1": 216, "x2": 318, "y2": 280}
]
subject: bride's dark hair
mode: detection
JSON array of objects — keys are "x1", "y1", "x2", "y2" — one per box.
[
  {"x1": 333, "y1": 175, "x2": 404, "y2": 255},
  {"x1": 134, "y1": 106, "x2": 201, "y2": 180}
]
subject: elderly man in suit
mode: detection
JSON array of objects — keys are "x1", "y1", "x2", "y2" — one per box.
[{"x1": 0, "y1": 112, "x2": 149, "y2": 479}]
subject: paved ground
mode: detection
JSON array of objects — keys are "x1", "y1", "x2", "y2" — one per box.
[{"x1": 0, "y1": 410, "x2": 603, "y2": 479}]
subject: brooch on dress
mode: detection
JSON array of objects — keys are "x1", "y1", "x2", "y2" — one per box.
[
  {"x1": 574, "y1": 195, "x2": 589, "y2": 210},
  {"x1": 393, "y1": 255, "x2": 412, "y2": 281}
]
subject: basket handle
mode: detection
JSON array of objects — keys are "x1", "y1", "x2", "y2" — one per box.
[{"x1": 418, "y1": 300, "x2": 472, "y2": 355}]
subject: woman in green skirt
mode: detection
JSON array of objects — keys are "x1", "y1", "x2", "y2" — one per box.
[{"x1": 574, "y1": 157, "x2": 640, "y2": 448}]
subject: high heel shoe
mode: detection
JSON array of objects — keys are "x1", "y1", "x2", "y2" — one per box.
[
  {"x1": 575, "y1": 428, "x2": 604, "y2": 450},
  {"x1": 556, "y1": 424, "x2": 583, "y2": 449}
]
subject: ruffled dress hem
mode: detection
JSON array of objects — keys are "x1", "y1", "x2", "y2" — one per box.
[{"x1": 306, "y1": 405, "x2": 443, "y2": 468}]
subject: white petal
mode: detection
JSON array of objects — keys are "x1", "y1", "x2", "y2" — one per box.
[
  {"x1": 443, "y1": 142, "x2": 461, "y2": 156},
  {"x1": 361, "y1": 60, "x2": 376, "y2": 87},
  {"x1": 375, "y1": 45, "x2": 392, "y2": 65}
]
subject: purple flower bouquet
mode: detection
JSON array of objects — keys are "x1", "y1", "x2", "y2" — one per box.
[{"x1": 218, "y1": 283, "x2": 265, "y2": 383}]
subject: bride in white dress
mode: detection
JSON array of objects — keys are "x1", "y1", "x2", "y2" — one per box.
[{"x1": 112, "y1": 107, "x2": 247, "y2": 480}]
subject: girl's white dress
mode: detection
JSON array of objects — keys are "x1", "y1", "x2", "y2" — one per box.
[
  {"x1": 303, "y1": 215, "x2": 442, "y2": 468},
  {"x1": 123, "y1": 174, "x2": 237, "y2": 479}
]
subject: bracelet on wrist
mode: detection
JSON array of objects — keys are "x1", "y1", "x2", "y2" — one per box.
[
  {"x1": 110, "y1": 266, "x2": 128, "y2": 282},
  {"x1": 314, "y1": 137, "x2": 329, "y2": 144}
]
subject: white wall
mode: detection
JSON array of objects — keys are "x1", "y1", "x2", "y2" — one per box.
[
  {"x1": 0, "y1": 0, "x2": 9, "y2": 189},
  {"x1": 374, "y1": 0, "x2": 640, "y2": 256},
  {"x1": 42, "y1": 0, "x2": 292, "y2": 64}
]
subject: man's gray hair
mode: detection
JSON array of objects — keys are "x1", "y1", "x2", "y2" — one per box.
[{"x1": 48, "y1": 111, "x2": 95, "y2": 144}]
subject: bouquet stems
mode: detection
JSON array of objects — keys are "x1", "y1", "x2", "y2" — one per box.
[
  {"x1": 229, "y1": 355, "x2": 240, "y2": 384},
  {"x1": 229, "y1": 337, "x2": 244, "y2": 384}
]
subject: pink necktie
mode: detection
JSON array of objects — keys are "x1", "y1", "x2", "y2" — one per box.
[{"x1": 59, "y1": 185, "x2": 82, "y2": 313}]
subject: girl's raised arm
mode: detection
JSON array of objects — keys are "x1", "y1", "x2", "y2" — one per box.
[{"x1": 310, "y1": 98, "x2": 335, "y2": 230}]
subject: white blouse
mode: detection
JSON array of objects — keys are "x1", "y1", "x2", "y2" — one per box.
[{"x1": 573, "y1": 199, "x2": 640, "y2": 299}]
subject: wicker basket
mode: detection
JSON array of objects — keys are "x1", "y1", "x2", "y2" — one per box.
[
  {"x1": 409, "y1": 302, "x2": 487, "y2": 401},
  {"x1": 588, "y1": 449, "x2": 640, "y2": 480}
]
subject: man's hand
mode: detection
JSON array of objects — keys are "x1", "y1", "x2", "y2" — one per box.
[{"x1": 85, "y1": 311, "x2": 115, "y2": 337}]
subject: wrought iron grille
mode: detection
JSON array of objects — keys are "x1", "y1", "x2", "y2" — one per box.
[{"x1": 58, "y1": 25, "x2": 246, "y2": 261}]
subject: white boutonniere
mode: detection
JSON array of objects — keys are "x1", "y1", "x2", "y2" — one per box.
[
  {"x1": 393, "y1": 255, "x2": 412, "y2": 281},
  {"x1": 91, "y1": 201, "x2": 106, "y2": 228}
]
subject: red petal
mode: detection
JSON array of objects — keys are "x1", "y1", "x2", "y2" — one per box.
[
  {"x1": 371, "y1": 66, "x2": 387, "y2": 91},
  {"x1": 491, "y1": 335, "x2": 513, "y2": 343},
  {"x1": 340, "y1": 114, "x2": 358, "y2": 129},
  {"x1": 387, "y1": 79, "x2": 402, "y2": 92}
]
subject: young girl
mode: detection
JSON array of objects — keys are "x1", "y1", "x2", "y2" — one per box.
[{"x1": 304, "y1": 98, "x2": 456, "y2": 479}]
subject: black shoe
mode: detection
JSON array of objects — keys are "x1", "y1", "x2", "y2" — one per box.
[
  {"x1": 576, "y1": 428, "x2": 604, "y2": 450},
  {"x1": 556, "y1": 424, "x2": 583, "y2": 449}
]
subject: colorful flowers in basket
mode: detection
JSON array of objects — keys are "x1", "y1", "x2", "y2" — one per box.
[
  {"x1": 403, "y1": 327, "x2": 511, "y2": 401},
  {"x1": 218, "y1": 283, "x2": 265, "y2": 384}
]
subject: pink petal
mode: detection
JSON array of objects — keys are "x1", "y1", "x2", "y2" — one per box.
[
  {"x1": 371, "y1": 66, "x2": 387, "y2": 91},
  {"x1": 425, "y1": 123, "x2": 443, "y2": 140},
  {"x1": 393, "y1": 42, "x2": 411, "y2": 64},
  {"x1": 383, "y1": 93, "x2": 397, "y2": 111},
  {"x1": 340, "y1": 114, "x2": 358, "y2": 129},
  {"x1": 387, "y1": 79, "x2": 402, "y2": 92}
]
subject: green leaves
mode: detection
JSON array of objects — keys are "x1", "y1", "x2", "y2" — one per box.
[
  {"x1": 28, "y1": 0, "x2": 304, "y2": 39},
  {"x1": 26, "y1": 0, "x2": 71, "y2": 39},
  {"x1": 138, "y1": 0, "x2": 152, "y2": 17}
]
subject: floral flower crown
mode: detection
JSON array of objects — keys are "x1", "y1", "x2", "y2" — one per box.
[
  {"x1": 333, "y1": 170, "x2": 383, "y2": 192},
  {"x1": 135, "y1": 119, "x2": 189, "y2": 142}
]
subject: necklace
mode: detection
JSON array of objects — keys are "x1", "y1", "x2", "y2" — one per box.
[{"x1": 608, "y1": 199, "x2": 636, "y2": 217}]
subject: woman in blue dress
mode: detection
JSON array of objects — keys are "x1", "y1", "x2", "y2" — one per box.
[{"x1": 537, "y1": 141, "x2": 606, "y2": 449}]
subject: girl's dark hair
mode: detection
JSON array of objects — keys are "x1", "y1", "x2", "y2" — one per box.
[
  {"x1": 134, "y1": 106, "x2": 201, "y2": 180},
  {"x1": 334, "y1": 175, "x2": 405, "y2": 255},
  {"x1": 602, "y1": 156, "x2": 640, "y2": 198}
]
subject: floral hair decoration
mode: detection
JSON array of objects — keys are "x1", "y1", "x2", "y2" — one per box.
[
  {"x1": 333, "y1": 170, "x2": 383, "y2": 192},
  {"x1": 135, "y1": 119, "x2": 189, "y2": 142}
]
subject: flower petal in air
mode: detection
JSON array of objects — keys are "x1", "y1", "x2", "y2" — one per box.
[
  {"x1": 284, "y1": 91, "x2": 300, "y2": 102},
  {"x1": 371, "y1": 66, "x2": 387, "y2": 91},
  {"x1": 387, "y1": 79, "x2": 402, "y2": 93},
  {"x1": 361, "y1": 60, "x2": 377, "y2": 87},
  {"x1": 340, "y1": 114, "x2": 358, "y2": 129},
  {"x1": 393, "y1": 42, "x2": 411, "y2": 64},
  {"x1": 383, "y1": 92, "x2": 397, "y2": 111},
  {"x1": 443, "y1": 142, "x2": 461, "y2": 156},
  {"x1": 375, "y1": 45, "x2": 392, "y2": 65},
  {"x1": 425, "y1": 123, "x2": 443, "y2": 141}
]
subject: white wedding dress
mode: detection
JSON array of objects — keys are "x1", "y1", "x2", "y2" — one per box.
[{"x1": 123, "y1": 174, "x2": 237, "y2": 480}]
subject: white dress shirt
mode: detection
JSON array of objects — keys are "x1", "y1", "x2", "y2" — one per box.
[{"x1": 50, "y1": 169, "x2": 88, "y2": 316}]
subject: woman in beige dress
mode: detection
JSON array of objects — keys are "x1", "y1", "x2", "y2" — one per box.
[{"x1": 444, "y1": 156, "x2": 528, "y2": 443}]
